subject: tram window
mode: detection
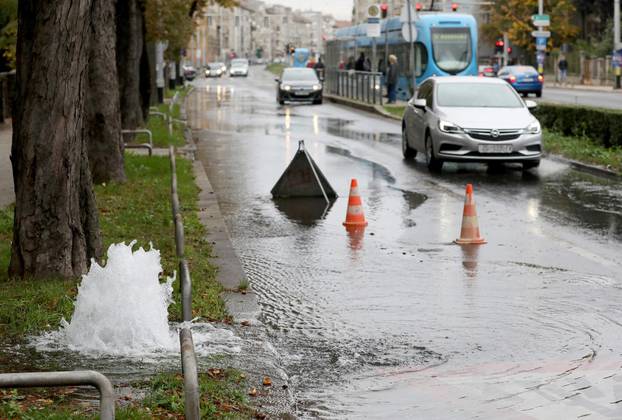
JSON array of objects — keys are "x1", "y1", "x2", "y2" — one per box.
[{"x1": 431, "y1": 27, "x2": 472, "y2": 74}]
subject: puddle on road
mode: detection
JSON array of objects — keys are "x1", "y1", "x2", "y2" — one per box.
[{"x1": 189, "y1": 80, "x2": 622, "y2": 418}]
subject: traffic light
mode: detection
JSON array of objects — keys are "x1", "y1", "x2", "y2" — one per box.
[
  {"x1": 451, "y1": 3, "x2": 458, "y2": 12},
  {"x1": 415, "y1": 2, "x2": 423, "y2": 11},
  {"x1": 380, "y1": 3, "x2": 388, "y2": 18},
  {"x1": 495, "y1": 39, "x2": 504, "y2": 54}
]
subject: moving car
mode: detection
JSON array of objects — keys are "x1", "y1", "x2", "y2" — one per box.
[
  {"x1": 401, "y1": 76, "x2": 542, "y2": 171},
  {"x1": 205, "y1": 62, "x2": 225, "y2": 78},
  {"x1": 497, "y1": 65, "x2": 543, "y2": 97},
  {"x1": 229, "y1": 58, "x2": 249, "y2": 77},
  {"x1": 275, "y1": 67, "x2": 323, "y2": 105},
  {"x1": 478, "y1": 65, "x2": 496, "y2": 77},
  {"x1": 182, "y1": 65, "x2": 197, "y2": 81}
]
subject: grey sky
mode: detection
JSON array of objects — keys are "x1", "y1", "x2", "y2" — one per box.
[{"x1": 267, "y1": 0, "x2": 352, "y2": 20}]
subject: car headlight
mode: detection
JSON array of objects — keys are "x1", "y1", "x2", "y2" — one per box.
[
  {"x1": 312, "y1": 84, "x2": 322, "y2": 91},
  {"x1": 282, "y1": 84, "x2": 291, "y2": 91},
  {"x1": 216, "y1": 70, "x2": 222, "y2": 75},
  {"x1": 524, "y1": 120, "x2": 541, "y2": 134},
  {"x1": 439, "y1": 120, "x2": 463, "y2": 134}
]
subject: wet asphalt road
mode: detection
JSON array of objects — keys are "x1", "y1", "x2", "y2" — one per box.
[
  {"x1": 540, "y1": 87, "x2": 622, "y2": 110},
  {"x1": 189, "y1": 70, "x2": 622, "y2": 419}
]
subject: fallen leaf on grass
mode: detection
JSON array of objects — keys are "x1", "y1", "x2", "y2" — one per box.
[
  {"x1": 248, "y1": 387, "x2": 258, "y2": 397},
  {"x1": 262, "y1": 377, "x2": 272, "y2": 387}
]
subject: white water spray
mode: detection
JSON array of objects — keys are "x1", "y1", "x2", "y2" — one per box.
[{"x1": 62, "y1": 241, "x2": 177, "y2": 355}]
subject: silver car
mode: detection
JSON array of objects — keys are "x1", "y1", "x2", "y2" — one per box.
[{"x1": 402, "y1": 76, "x2": 542, "y2": 171}]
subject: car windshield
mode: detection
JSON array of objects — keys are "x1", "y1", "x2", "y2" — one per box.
[
  {"x1": 209, "y1": 63, "x2": 224, "y2": 69},
  {"x1": 282, "y1": 69, "x2": 318, "y2": 82},
  {"x1": 431, "y1": 27, "x2": 472, "y2": 74},
  {"x1": 231, "y1": 59, "x2": 248, "y2": 66},
  {"x1": 437, "y1": 83, "x2": 524, "y2": 108}
]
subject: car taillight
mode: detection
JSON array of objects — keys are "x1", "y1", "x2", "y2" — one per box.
[
  {"x1": 479, "y1": 72, "x2": 483, "y2": 77},
  {"x1": 509, "y1": 75, "x2": 516, "y2": 83},
  {"x1": 537, "y1": 75, "x2": 544, "y2": 83}
]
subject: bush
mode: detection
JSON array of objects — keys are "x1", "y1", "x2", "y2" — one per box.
[{"x1": 533, "y1": 103, "x2": 622, "y2": 148}]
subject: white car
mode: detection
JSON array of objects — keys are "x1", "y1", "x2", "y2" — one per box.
[{"x1": 229, "y1": 58, "x2": 249, "y2": 77}]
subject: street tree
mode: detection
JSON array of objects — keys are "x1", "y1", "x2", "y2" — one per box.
[
  {"x1": 88, "y1": 0, "x2": 126, "y2": 184},
  {"x1": 10, "y1": 1, "x2": 102, "y2": 279},
  {"x1": 117, "y1": 0, "x2": 150, "y2": 130},
  {"x1": 483, "y1": 0, "x2": 579, "y2": 53},
  {"x1": 0, "y1": 0, "x2": 17, "y2": 71}
]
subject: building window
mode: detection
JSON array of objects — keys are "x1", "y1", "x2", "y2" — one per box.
[
  {"x1": 235, "y1": 16, "x2": 240, "y2": 26},
  {"x1": 264, "y1": 17, "x2": 269, "y2": 27},
  {"x1": 283, "y1": 16, "x2": 288, "y2": 24},
  {"x1": 207, "y1": 16, "x2": 213, "y2": 25}
]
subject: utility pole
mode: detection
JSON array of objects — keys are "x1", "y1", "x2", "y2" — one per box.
[
  {"x1": 615, "y1": 0, "x2": 621, "y2": 89},
  {"x1": 407, "y1": 0, "x2": 416, "y2": 93}
]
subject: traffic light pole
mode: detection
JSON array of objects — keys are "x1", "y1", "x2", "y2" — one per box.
[{"x1": 537, "y1": 0, "x2": 544, "y2": 75}]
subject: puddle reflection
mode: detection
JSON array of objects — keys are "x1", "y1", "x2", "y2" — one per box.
[
  {"x1": 345, "y1": 225, "x2": 366, "y2": 251},
  {"x1": 274, "y1": 198, "x2": 334, "y2": 226},
  {"x1": 460, "y1": 245, "x2": 480, "y2": 278}
]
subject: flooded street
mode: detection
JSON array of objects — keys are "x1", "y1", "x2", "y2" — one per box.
[{"x1": 188, "y1": 70, "x2": 622, "y2": 418}]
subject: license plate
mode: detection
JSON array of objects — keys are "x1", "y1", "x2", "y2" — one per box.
[
  {"x1": 523, "y1": 78, "x2": 533, "y2": 82},
  {"x1": 478, "y1": 144, "x2": 513, "y2": 154},
  {"x1": 294, "y1": 91, "x2": 309, "y2": 96}
]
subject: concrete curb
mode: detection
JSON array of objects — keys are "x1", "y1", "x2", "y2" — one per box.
[
  {"x1": 192, "y1": 159, "x2": 261, "y2": 322},
  {"x1": 546, "y1": 153, "x2": 621, "y2": 179},
  {"x1": 327, "y1": 93, "x2": 621, "y2": 180}
]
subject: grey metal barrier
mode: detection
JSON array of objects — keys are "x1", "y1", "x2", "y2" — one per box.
[
  {"x1": 0, "y1": 370, "x2": 115, "y2": 420},
  {"x1": 325, "y1": 69, "x2": 384, "y2": 106},
  {"x1": 180, "y1": 328, "x2": 200, "y2": 419},
  {"x1": 122, "y1": 128, "x2": 153, "y2": 156},
  {"x1": 168, "y1": 145, "x2": 201, "y2": 419}
]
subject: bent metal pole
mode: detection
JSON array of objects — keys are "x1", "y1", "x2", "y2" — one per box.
[{"x1": 0, "y1": 371, "x2": 115, "y2": 420}]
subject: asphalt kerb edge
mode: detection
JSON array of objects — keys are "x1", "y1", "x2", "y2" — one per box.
[{"x1": 181, "y1": 89, "x2": 261, "y2": 323}]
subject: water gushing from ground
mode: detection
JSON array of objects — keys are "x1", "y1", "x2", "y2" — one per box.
[
  {"x1": 31, "y1": 242, "x2": 241, "y2": 358},
  {"x1": 62, "y1": 242, "x2": 177, "y2": 355}
]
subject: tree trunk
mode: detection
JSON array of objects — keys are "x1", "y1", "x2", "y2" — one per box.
[
  {"x1": 10, "y1": 0, "x2": 102, "y2": 279},
  {"x1": 116, "y1": 0, "x2": 145, "y2": 130},
  {"x1": 87, "y1": 0, "x2": 126, "y2": 184},
  {"x1": 139, "y1": 31, "x2": 152, "y2": 122}
]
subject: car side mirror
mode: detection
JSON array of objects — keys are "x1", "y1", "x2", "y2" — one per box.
[
  {"x1": 410, "y1": 98, "x2": 427, "y2": 110},
  {"x1": 525, "y1": 100, "x2": 537, "y2": 110},
  {"x1": 274, "y1": 77, "x2": 280, "y2": 83}
]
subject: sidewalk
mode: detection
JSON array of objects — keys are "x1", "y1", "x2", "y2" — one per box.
[
  {"x1": 543, "y1": 81, "x2": 619, "y2": 93},
  {"x1": 0, "y1": 122, "x2": 13, "y2": 208}
]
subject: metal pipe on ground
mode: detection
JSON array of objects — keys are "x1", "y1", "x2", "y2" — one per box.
[
  {"x1": 0, "y1": 371, "x2": 115, "y2": 420},
  {"x1": 179, "y1": 259, "x2": 193, "y2": 322},
  {"x1": 175, "y1": 213, "x2": 185, "y2": 258},
  {"x1": 180, "y1": 328, "x2": 201, "y2": 419}
]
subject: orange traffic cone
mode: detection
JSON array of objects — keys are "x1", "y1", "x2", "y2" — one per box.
[
  {"x1": 343, "y1": 179, "x2": 368, "y2": 227},
  {"x1": 455, "y1": 184, "x2": 487, "y2": 245}
]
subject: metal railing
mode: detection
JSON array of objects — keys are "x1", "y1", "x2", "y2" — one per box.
[
  {"x1": 0, "y1": 370, "x2": 115, "y2": 419},
  {"x1": 324, "y1": 69, "x2": 384, "y2": 105},
  {"x1": 169, "y1": 146, "x2": 201, "y2": 420},
  {"x1": 122, "y1": 128, "x2": 153, "y2": 156}
]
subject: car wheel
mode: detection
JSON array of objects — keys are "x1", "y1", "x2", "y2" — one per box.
[
  {"x1": 402, "y1": 125, "x2": 416, "y2": 160},
  {"x1": 425, "y1": 133, "x2": 443, "y2": 172},
  {"x1": 313, "y1": 99, "x2": 323, "y2": 105},
  {"x1": 522, "y1": 160, "x2": 540, "y2": 170},
  {"x1": 279, "y1": 99, "x2": 285, "y2": 105},
  {"x1": 535, "y1": 91, "x2": 542, "y2": 98}
]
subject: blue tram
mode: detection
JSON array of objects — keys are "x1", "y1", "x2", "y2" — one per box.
[
  {"x1": 292, "y1": 48, "x2": 311, "y2": 68},
  {"x1": 326, "y1": 13, "x2": 478, "y2": 100}
]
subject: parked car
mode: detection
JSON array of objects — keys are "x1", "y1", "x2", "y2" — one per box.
[
  {"x1": 275, "y1": 67, "x2": 323, "y2": 105},
  {"x1": 229, "y1": 58, "x2": 249, "y2": 77},
  {"x1": 205, "y1": 62, "x2": 225, "y2": 78},
  {"x1": 401, "y1": 76, "x2": 542, "y2": 171},
  {"x1": 497, "y1": 65, "x2": 543, "y2": 97},
  {"x1": 182, "y1": 65, "x2": 197, "y2": 81},
  {"x1": 478, "y1": 65, "x2": 496, "y2": 77}
]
